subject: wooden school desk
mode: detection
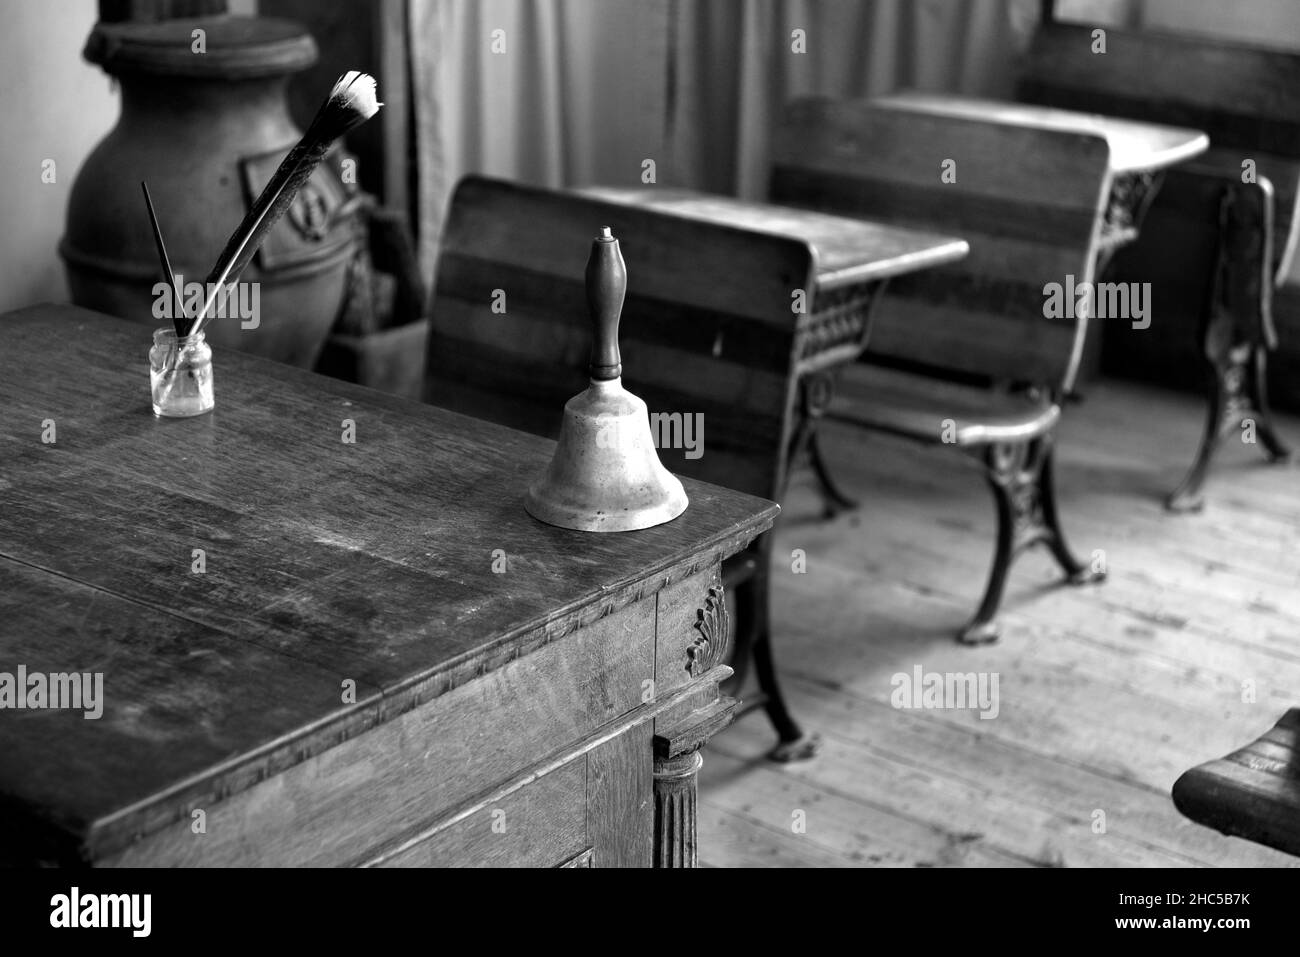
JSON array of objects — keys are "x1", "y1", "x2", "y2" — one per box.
[
  {"x1": 577, "y1": 184, "x2": 970, "y2": 514},
  {"x1": 0, "y1": 305, "x2": 777, "y2": 867},
  {"x1": 869, "y1": 91, "x2": 1209, "y2": 276}
]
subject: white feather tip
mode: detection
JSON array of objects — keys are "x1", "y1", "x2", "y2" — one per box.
[{"x1": 331, "y1": 71, "x2": 382, "y2": 119}]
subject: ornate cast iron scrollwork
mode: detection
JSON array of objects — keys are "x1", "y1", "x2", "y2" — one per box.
[
  {"x1": 1097, "y1": 170, "x2": 1164, "y2": 272},
  {"x1": 783, "y1": 370, "x2": 860, "y2": 514},
  {"x1": 985, "y1": 442, "x2": 1047, "y2": 542},
  {"x1": 1166, "y1": 184, "x2": 1293, "y2": 511},
  {"x1": 959, "y1": 437, "x2": 1104, "y2": 644},
  {"x1": 797, "y1": 286, "x2": 880, "y2": 360},
  {"x1": 1104, "y1": 170, "x2": 1162, "y2": 239}
]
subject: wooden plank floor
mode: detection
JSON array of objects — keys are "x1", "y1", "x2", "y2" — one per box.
[{"x1": 699, "y1": 377, "x2": 1300, "y2": 868}]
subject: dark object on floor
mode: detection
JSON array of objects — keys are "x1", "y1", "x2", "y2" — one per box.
[
  {"x1": 772, "y1": 98, "x2": 1112, "y2": 644},
  {"x1": 1173, "y1": 709, "x2": 1300, "y2": 857}
]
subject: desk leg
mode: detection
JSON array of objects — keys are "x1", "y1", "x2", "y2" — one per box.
[
  {"x1": 652, "y1": 751, "x2": 703, "y2": 868},
  {"x1": 652, "y1": 693, "x2": 737, "y2": 868},
  {"x1": 1167, "y1": 345, "x2": 1292, "y2": 511},
  {"x1": 789, "y1": 371, "x2": 859, "y2": 516},
  {"x1": 959, "y1": 436, "x2": 1105, "y2": 644},
  {"x1": 1167, "y1": 183, "x2": 1292, "y2": 511},
  {"x1": 727, "y1": 539, "x2": 820, "y2": 763}
]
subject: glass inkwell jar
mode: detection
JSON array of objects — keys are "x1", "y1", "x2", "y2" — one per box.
[{"x1": 150, "y1": 328, "x2": 214, "y2": 417}]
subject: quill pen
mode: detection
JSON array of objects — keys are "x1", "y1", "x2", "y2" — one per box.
[
  {"x1": 185, "y1": 71, "x2": 381, "y2": 337},
  {"x1": 141, "y1": 181, "x2": 188, "y2": 337}
]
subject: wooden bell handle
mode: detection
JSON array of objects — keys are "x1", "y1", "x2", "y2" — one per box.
[{"x1": 586, "y1": 226, "x2": 625, "y2": 380}]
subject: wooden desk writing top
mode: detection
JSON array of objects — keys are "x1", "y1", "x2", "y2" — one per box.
[
  {"x1": 0, "y1": 305, "x2": 778, "y2": 861},
  {"x1": 874, "y1": 90, "x2": 1210, "y2": 174},
  {"x1": 577, "y1": 186, "x2": 969, "y2": 291}
]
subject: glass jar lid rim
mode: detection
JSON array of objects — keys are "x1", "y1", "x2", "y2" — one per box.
[{"x1": 153, "y1": 327, "x2": 207, "y2": 343}]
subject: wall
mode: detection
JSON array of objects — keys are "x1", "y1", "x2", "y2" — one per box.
[
  {"x1": 407, "y1": 0, "x2": 673, "y2": 284},
  {"x1": 0, "y1": 0, "x2": 117, "y2": 314},
  {"x1": 0, "y1": 0, "x2": 257, "y2": 316},
  {"x1": 1059, "y1": 0, "x2": 1300, "y2": 49},
  {"x1": 5, "y1": 0, "x2": 1298, "y2": 317},
  {"x1": 1142, "y1": 0, "x2": 1300, "y2": 51}
]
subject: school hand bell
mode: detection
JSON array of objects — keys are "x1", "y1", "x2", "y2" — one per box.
[{"x1": 524, "y1": 227, "x2": 689, "y2": 532}]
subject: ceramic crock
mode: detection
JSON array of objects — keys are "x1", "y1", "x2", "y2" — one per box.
[{"x1": 61, "y1": 15, "x2": 358, "y2": 368}]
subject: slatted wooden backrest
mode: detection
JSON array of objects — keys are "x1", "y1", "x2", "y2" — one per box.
[
  {"x1": 770, "y1": 97, "x2": 1111, "y2": 393},
  {"x1": 426, "y1": 175, "x2": 816, "y2": 501},
  {"x1": 1019, "y1": 21, "x2": 1300, "y2": 287}
]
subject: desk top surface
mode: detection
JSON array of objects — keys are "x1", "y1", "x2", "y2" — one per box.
[
  {"x1": 874, "y1": 91, "x2": 1210, "y2": 174},
  {"x1": 578, "y1": 186, "x2": 970, "y2": 291},
  {"x1": 0, "y1": 305, "x2": 776, "y2": 852}
]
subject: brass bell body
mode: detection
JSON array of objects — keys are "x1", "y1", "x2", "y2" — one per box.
[{"x1": 524, "y1": 228, "x2": 689, "y2": 532}]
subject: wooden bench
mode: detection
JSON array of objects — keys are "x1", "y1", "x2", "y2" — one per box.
[
  {"x1": 1019, "y1": 16, "x2": 1299, "y2": 509},
  {"x1": 1173, "y1": 708, "x2": 1300, "y2": 857},
  {"x1": 770, "y1": 97, "x2": 1111, "y2": 643}
]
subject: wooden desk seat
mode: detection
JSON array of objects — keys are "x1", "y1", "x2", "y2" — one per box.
[
  {"x1": 832, "y1": 364, "x2": 1061, "y2": 447},
  {"x1": 1019, "y1": 19, "x2": 1300, "y2": 507},
  {"x1": 772, "y1": 97, "x2": 1111, "y2": 643},
  {"x1": 1172, "y1": 708, "x2": 1300, "y2": 857}
]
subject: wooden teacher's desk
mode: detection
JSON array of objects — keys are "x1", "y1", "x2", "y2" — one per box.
[{"x1": 0, "y1": 305, "x2": 776, "y2": 867}]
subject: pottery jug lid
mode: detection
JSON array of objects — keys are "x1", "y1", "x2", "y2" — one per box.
[{"x1": 85, "y1": 15, "x2": 318, "y2": 79}]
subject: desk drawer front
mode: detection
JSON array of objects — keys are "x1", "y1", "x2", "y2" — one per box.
[
  {"x1": 105, "y1": 599, "x2": 655, "y2": 867},
  {"x1": 376, "y1": 718, "x2": 654, "y2": 868},
  {"x1": 378, "y1": 760, "x2": 587, "y2": 868}
]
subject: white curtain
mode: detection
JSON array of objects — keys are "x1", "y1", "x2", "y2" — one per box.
[
  {"x1": 407, "y1": 0, "x2": 1036, "y2": 284},
  {"x1": 408, "y1": 0, "x2": 672, "y2": 284},
  {"x1": 667, "y1": 0, "x2": 1038, "y2": 198}
]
